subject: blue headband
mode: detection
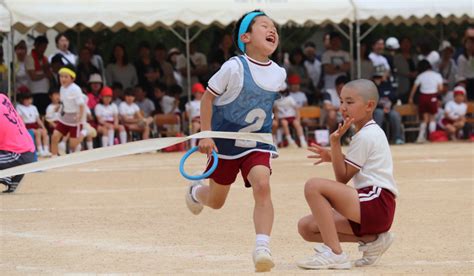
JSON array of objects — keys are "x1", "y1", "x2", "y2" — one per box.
[{"x1": 237, "y1": 11, "x2": 265, "y2": 53}]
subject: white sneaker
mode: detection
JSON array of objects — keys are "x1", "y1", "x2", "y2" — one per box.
[
  {"x1": 253, "y1": 246, "x2": 274, "y2": 272},
  {"x1": 58, "y1": 142, "x2": 66, "y2": 156},
  {"x1": 354, "y1": 232, "x2": 394, "y2": 267},
  {"x1": 416, "y1": 136, "x2": 427, "y2": 143},
  {"x1": 185, "y1": 180, "x2": 204, "y2": 215},
  {"x1": 42, "y1": 150, "x2": 52, "y2": 157},
  {"x1": 296, "y1": 244, "x2": 351, "y2": 270},
  {"x1": 287, "y1": 140, "x2": 298, "y2": 149},
  {"x1": 300, "y1": 140, "x2": 308, "y2": 148}
]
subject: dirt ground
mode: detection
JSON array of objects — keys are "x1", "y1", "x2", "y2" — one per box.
[{"x1": 0, "y1": 142, "x2": 473, "y2": 275}]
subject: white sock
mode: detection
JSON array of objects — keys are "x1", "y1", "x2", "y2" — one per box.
[
  {"x1": 191, "y1": 185, "x2": 201, "y2": 203},
  {"x1": 190, "y1": 138, "x2": 197, "y2": 147},
  {"x1": 418, "y1": 123, "x2": 427, "y2": 140},
  {"x1": 256, "y1": 234, "x2": 270, "y2": 248},
  {"x1": 74, "y1": 144, "x2": 81, "y2": 152},
  {"x1": 86, "y1": 141, "x2": 93, "y2": 150},
  {"x1": 299, "y1": 135, "x2": 307, "y2": 146},
  {"x1": 286, "y1": 135, "x2": 295, "y2": 143},
  {"x1": 428, "y1": 121, "x2": 436, "y2": 133},
  {"x1": 43, "y1": 145, "x2": 49, "y2": 152},
  {"x1": 102, "y1": 136, "x2": 109, "y2": 147},
  {"x1": 108, "y1": 129, "x2": 115, "y2": 146},
  {"x1": 119, "y1": 131, "x2": 127, "y2": 144}
]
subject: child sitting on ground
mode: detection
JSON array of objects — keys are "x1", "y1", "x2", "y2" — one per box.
[
  {"x1": 438, "y1": 86, "x2": 468, "y2": 140},
  {"x1": 16, "y1": 93, "x2": 51, "y2": 157},
  {"x1": 297, "y1": 79, "x2": 398, "y2": 270}
]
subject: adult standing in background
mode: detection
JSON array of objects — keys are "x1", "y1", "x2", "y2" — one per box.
[
  {"x1": 369, "y1": 38, "x2": 391, "y2": 82},
  {"x1": 48, "y1": 33, "x2": 77, "y2": 67},
  {"x1": 25, "y1": 36, "x2": 52, "y2": 115},
  {"x1": 13, "y1": 40, "x2": 30, "y2": 93},
  {"x1": 303, "y1": 42, "x2": 322, "y2": 105},
  {"x1": 153, "y1": 43, "x2": 176, "y2": 88},
  {"x1": 106, "y1": 43, "x2": 138, "y2": 90},
  {"x1": 393, "y1": 37, "x2": 417, "y2": 103},
  {"x1": 84, "y1": 37, "x2": 106, "y2": 82},
  {"x1": 209, "y1": 33, "x2": 235, "y2": 75},
  {"x1": 438, "y1": 40, "x2": 458, "y2": 91},
  {"x1": 75, "y1": 47, "x2": 100, "y2": 90},
  {"x1": 418, "y1": 41, "x2": 440, "y2": 72},
  {"x1": 135, "y1": 41, "x2": 160, "y2": 98},
  {"x1": 457, "y1": 29, "x2": 474, "y2": 100},
  {"x1": 359, "y1": 43, "x2": 375, "y2": 80},
  {"x1": 176, "y1": 42, "x2": 208, "y2": 97},
  {"x1": 321, "y1": 32, "x2": 351, "y2": 90}
]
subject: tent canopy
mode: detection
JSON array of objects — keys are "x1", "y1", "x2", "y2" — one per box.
[{"x1": 2, "y1": 0, "x2": 354, "y2": 33}]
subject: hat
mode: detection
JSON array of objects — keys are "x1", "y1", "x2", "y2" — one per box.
[
  {"x1": 287, "y1": 74, "x2": 301, "y2": 85},
  {"x1": 191, "y1": 83, "x2": 206, "y2": 94},
  {"x1": 168, "y1": 47, "x2": 181, "y2": 57},
  {"x1": 439, "y1": 40, "x2": 454, "y2": 52},
  {"x1": 455, "y1": 75, "x2": 467, "y2": 84},
  {"x1": 385, "y1": 37, "x2": 400, "y2": 50},
  {"x1": 88, "y1": 73, "x2": 103, "y2": 83},
  {"x1": 100, "y1": 86, "x2": 113, "y2": 97},
  {"x1": 453, "y1": 86, "x2": 466, "y2": 96}
]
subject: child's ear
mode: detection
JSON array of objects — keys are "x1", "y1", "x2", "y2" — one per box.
[
  {"x1": 366, "y1": 99, "x2": 376, "y2": 111},
  {"x1": 240, "y1": 33, "x2": 251, "y2": 44}
]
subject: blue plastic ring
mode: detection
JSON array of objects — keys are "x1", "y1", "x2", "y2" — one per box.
[{"x1": 179, "y1": 146, "x2": 218, "y2": 180}]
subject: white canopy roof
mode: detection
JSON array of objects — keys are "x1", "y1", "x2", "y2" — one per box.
[
  {"x1": 0, "y1": 0, "x2": 472, "y2": 33},
  {"x1": 1, "y1": 0, "x2": 354, "y2": 33}
]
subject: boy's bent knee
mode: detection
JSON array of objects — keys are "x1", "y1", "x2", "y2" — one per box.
[{"x1": 207, "y1": 199, "x2": 225, "y2": 209}]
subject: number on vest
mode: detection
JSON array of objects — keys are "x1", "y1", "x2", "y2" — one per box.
[{"x1": 235, "y1": 108, "x2": 266, "y2": 148}]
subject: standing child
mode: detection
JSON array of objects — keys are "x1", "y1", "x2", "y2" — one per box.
[
  {"x1": 297, "y1": 79, "x2": 398, "y2": 270},
  {"x1": 438, "y1": 86, "x2": 468, "y2": 140},
  {"x1": 16, "y1": 93, "x2": 52, "y2": 157},
  {"x1": 409, "y1": 60, "x2": 443, "y2": 143},
  {"x1": 50, "y1": 66, "x2": 86, "y2": 155},
  {"x1": 185, "y1": 10, "x2": 286, "y2": 272},
  {"x1": 185, "y1": 82, "x2": 205, "y2": 147},
  {"x1": 45, "y1": 89, "x2": 68, "y2": 154},
  {"x1": 0, "y1": 93, "x2": 36, "y2": 193},
  {"x1": 95, "y1": 86, "x2": 127, "y2": 146},
  {"x1": 274, "y1": 90, "x2": 308, "y2": 148}
]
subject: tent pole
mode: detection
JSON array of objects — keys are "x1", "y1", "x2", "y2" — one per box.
[
  {"x1": 8, "y1": 26, "x2": 14, "y2": 100},
  {"x1": 360, "y1": 23, "x2": 379, "y2": 41},
  {"x1": 349, "y1": 23, "x2": 354, "y2": 79},
  {"x1": 185, "y1": 27, "x2": 191, "y2": 106},
  {"x1": 356, "y1": 20, "x2": 361, "y2": 79}
]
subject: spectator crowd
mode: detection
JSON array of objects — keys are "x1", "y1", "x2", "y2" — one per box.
[{"x1": 2, "y1": 26, "x2": 473, "y2": 157}]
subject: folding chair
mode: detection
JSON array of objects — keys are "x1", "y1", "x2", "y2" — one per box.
[
  {"x1": 466, "y1": 102, "x2": 474, "y2": 124},
  {"x1": 298, "y1": 106, "x2": 322, "y2": 141},
  {"x1": 154, "y1": 114, "x2": 181, "y2": 137},
  {"x1": 394, "y1": 104, "x2": 420, "y2": 142}
]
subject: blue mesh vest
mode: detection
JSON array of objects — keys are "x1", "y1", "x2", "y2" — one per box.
[{"x1": 211, "y1": 56, "x2": 279, "y2": 158}]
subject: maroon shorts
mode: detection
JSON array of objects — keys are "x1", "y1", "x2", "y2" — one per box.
[
  {"x1": 55, "y1": 121, "x2": 82, "y2": 138},
  {"x1": 439, "y1": 118, "x2": 454, "y2": 129},
  {"x1": 25, "y1": 123, "x2": 39, "y2": 130},
  {"x1": 418, "y1": 94, "x2": 438, "y2": 115},
  {"x1": 349, "y1": 186, "x2": 396, "y2": 237},
  {"x1": 205, "y1": 151, "x2": 272, "y2": 188},
  {"x1": 280, "y1": 116, "x2": 295, "y2": 125}
]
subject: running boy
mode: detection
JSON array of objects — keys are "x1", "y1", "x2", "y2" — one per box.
[
  {"x1": 50, "y1": 66, "x2": 86, "y2": 155},
  {"x1": 297, "y1": 79, "x2": 398, "y2": 269},
  {"x1": 0, "y1": 93, "x2": 35, "y2": 193},
  {"x1": 185, "y1": 10, "x2": 286, "y2": 272}
]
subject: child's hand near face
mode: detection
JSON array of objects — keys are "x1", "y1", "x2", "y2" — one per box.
[{"x1": 330, "y1": 117, "x2": 354, "y2": 144}]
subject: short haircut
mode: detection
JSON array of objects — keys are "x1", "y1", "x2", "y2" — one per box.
[
  {"x1": 343, "y1": 79, "x2": 379, "y2": 104},
  {"x1": 417, "y1": 59, "x2": 432, "y2": 72},
  {"x1": 168, "y1": 84, "x2": 183, "y2": 96},
  {"x1": 329, "y1": 31, "x2": 341, "y2": 41},
  {"x1": 55, "y1": 33, "x2": 68, "y2": 45},
  {"x1": 34, "y1": 36, "x2": 49, "y2": 46},
  {"x1": 335, "y1": 75, "x2": 349, "y2": 86},
  {"x1": 124, "y1": 88, "x2": 135, "y2": 97},
  {"x1": 304, "y1": 41, "x2": 316, "y2": 48}
]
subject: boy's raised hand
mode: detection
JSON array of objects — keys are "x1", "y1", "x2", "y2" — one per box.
[
  {"x1": 330, "y1": 117, "x2": 354, "y2": 144},
  {"x1": 307, "y1": 143, "x2": 331, "y2": 165}
]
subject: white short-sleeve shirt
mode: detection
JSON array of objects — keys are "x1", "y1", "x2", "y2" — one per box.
[
  {"x1": 185, "y1": 100, "x2": 201, "y2": 119},
  {"x1": 95, "y1": 103, "x2": 119, "y2": 122},
  {"x1": 344, "y1": 120, "x2": 399, "y2": 197},
  {"x1": 207, "y1": 55, "x2": 286, "y2": 106},
  {"x1": 443, "y1": 100, "x2": 467, "y2": 120},
  {"x1": 275, "y1": 95, "x2": 298, "y2": 118},
  {"x1": 60, "y1": 83, "x2": 85, "y2": 113},
  {"x1": 414, "y1": 70, "x2": 443, "y2": 94},
  {"x1": 289, "y1": 91, "x2": 308, "y2": 108},
  {"x1": 16, "y1": 104, "x2": 39, "y2": 124},
  {"x1": 369, "y1": 53, "x2": 391, "y2": 74},
  {"x1": 45, "y1": 103, "x2": 61, "y2": 122},
  {"x1": 119, "y1": 102, "x2": 140, "y2": 120}
]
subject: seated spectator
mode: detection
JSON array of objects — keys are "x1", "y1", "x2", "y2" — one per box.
[
  {"x1": 303, "y1": 41, "x2": 322, "y2": 105},
  {"x1": 409, "y1": 60, "x2": 443, "y2": 143},
  {"x1": 119, "y1": 89, "x2": 151, "y2": 140},
  {"x1": 84, "y1": 37, "x2": 106, "y2": 81},
  {"x1": 13, "y1": 40, "x2": 29, "y2": 93},
  {"x1": 135, "y1": 41, "x2": 160, "y2": 97},
  {"x1": 76, "y1": 47, "x2": 100, "y2": 90},
  {"x1": 106, "y1": 43, "x2": 138, "y2": 90},
  {"x1": 153, "y1": 43, "x2": 177, "y2": 87},
  {"x1": 152, "y1": 81, "x2": 167, "y2": 114},
  {"x1": 274, "y1": 90, "x2": 307, "y2": 148},
  {"x1": 369, "y1": 38, "x2": 391, "y2": 82},
  {"x1": 438, "y1": 41, "x2": 458, "y2": 91},
  {"x1": 372, "y1": 72, "x2": 404, "y2": 144},
  {"x1": 95, "y1": 86, "x2": 127, "y2": 147},
  {"x1": 185, "y1": 83, "x2": 205, "y2": 147},
  {"x1": 154, "y1": 84, "x2": 181, "y2": 135},
  {"x1": 321, "y1": 75, "x2": 348, "y2": 132},
  {"x1": 456, "y1": 31, "x2": 474, "y2": 100},
  {"x1": 288, "y1": 74, "x2": 308, "y2": 108},
  {"x1": 111, "y1": 82, "x2": 124, "y2": 106},
  {"x1": 45, "y1": 89, "x2": 68, "y2": 154},
  {"x1": 134, "y1": 85, "x2": 155, "y2": 118},
  {"x1": 286, "y1": 47, "x2": 312, "y2": 98},
  {"x1": 438, "y1": 86, "x2": 468, "y2": 140},
  {"x1": 16, "y1": 93, "x2": 51, "y2": 157},
  {"x1": 86, "y1": 73, "x2": 103, "y2": 111}
]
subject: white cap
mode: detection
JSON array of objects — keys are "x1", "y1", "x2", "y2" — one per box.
[
  {"x1": 385, "y1": 37, "x2": 400, "y2": 50},
  {"x1": 439, "y1": 40, "x2": 454, "y2": 52}
]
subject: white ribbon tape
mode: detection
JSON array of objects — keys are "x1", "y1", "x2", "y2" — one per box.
[{"x1": 0, "y1": 131, "x2": 274, "y2": 178}]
